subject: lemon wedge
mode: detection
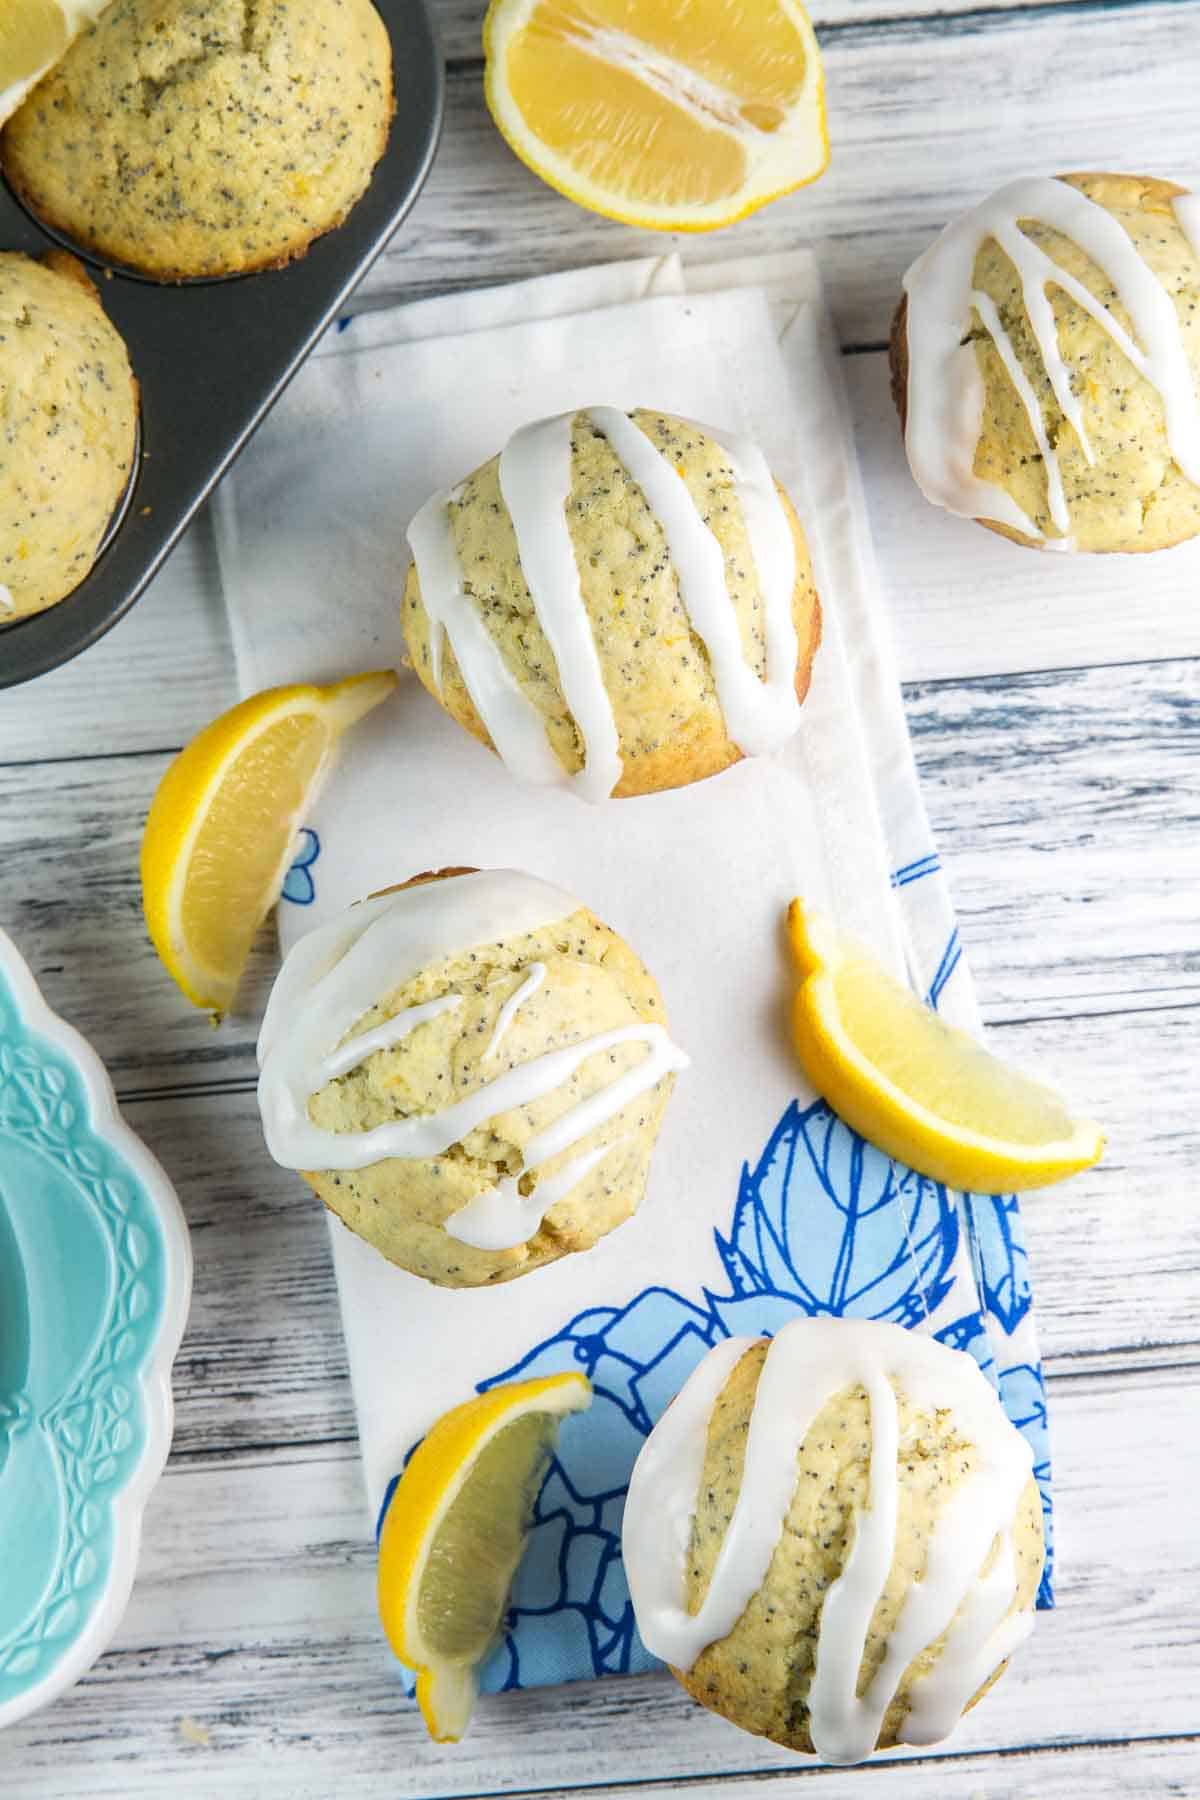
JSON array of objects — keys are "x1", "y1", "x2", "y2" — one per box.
[
  {"x1": 140, "y1": 672, "x2": 397, "y2": 1017},
  {"x1": 0, "y1": 0, "x2": 112, "y2": 125},
  {"x1": 378, "y1": 1372, "x2": 592, "y2": 1742},
  {"x1": 786, "y1": 899, "x2": 1104, "y2": 1193},
  {"x1": 483, "y1": 0, "x2": 829, "y2": 233}
]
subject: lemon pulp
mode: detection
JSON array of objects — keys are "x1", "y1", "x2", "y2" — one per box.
[
  {"x1": 178, "y1": 712, "x2": 329, "y2": 988},
  {"x1": 416, "y1": 1411, "x2": 554, "y2": 1661},
  {"x1": 485, "y1": 0, "x2": 828, "y2": 230},
  {"x1": 140, "y1": 672, "x2": 396, "y2": 1014},
  {"x1": 787, "y1": 899, "x2": 1104, "y2": 1192},
  {"x1": 832, "y1": 953, "x2": 1079, "y2": 1146}
]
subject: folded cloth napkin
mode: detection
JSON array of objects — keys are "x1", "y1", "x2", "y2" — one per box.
[{"x1": 212, "y1": 250, "x2": 1053, "y2": 1701}]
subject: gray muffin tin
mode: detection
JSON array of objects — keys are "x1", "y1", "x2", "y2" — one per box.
[{"x1": 0, "y1": 0, "x2": 443, "y2": 688}]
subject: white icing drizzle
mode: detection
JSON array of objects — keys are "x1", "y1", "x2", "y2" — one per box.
[
  {"x1": 500, "y1": 415, "x2": 624, "y2": 804},
  {"x1": 444, "y1": 1138, "x2": 617, "y2": 1251},
  {"x1": 622, "y1": 1318, "x2": 1035, "y2": 1766},
  {"x1": 903, "y1": 175, "x2": 1200, "y2": 545},
  {"x1": 483, "y1": 961, "x2": 547, "y2": 1061},
  {"x1": 805, "y1": 1357, "x2": 899, "y2": 1745},
  {"x1": 967, "y1": 290, "x2": 1073, "y2": 540},
  {"x1": 406, "y1": 489, "x2": 565, "y2": 789},
  {"x1": 257, "y1": 871, "x2": 688, "y2": 1251},
  {"x1": 900, "y1": 1530, "x2": 1032, "y2": 1745},
  {"x1": 406, "y1": 408, "x2": 807, "y2": 800},
  {"x1": 710, "y1": 425, "x2": 803, "y2": 735},
  {"x1": 586, "y1": 408, "x2": 802, "y2": 756},
  {"x1": 0, "y1": 585, "x2": 14, "y2": 615},
  {"x1": 318, "y1": 994, "x2": 463, "y2": 1084}
]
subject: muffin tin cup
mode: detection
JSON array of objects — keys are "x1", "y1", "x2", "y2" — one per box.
[{"x1": 0, "y1": 0, "x2": 444, "y2": 689}]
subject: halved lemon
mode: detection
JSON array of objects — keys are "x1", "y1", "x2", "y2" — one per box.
[
  {"x1": 378, "y1": 1372, "x2": 592, "y2": 1742},
  {"x1": 0, "y1": 1, "x2": 112, "y2": 125},
  {"x1": 787, "y1": 899, "x2": 1104, "y2": 1193},
  {"x1": 483, "y1": 0, "x2": 829, "y2": 232},
  {"x1": 140, "y1": 672, "x2": 397, "y2": 1017}
]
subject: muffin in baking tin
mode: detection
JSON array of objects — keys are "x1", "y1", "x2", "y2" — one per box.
[
  {"x1": 2, "y1": 0, "x2": 394, "y2": 282},
  {"x1": 0, "y1": 250, "x2": 137, "y2": 623}
]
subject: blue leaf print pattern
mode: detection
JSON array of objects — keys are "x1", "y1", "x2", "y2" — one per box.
[
  {"x1": 385, "y1": 1093, "x2": 1053, "y2": 1701},
  {"x1": 280, "y1": 829, "x2": 321, "y2": 906},
  {"x1": 963, "y1": 1192, "x2": 1033, "y2": 1336},
  {"x1": 934, "y1": 1311, "x2": 996, "y2": 1380},
  {"x1": 708, "y1": 1104, "x2": 959, "y2": 1336},
  {"x1": 994, "y1": 1360, "x2": 1054, "y2": 1608},
  {"x1": 890, "y1": 852, "x2": 941, "y2": 889},
  {"x1": 926, "y1": 929, "x2": 963, "y2": 1010}
]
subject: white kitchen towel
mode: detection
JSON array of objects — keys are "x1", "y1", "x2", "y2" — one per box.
[{"x1": 212, "y1": 251, "x2": 1053, "y2": 1702}]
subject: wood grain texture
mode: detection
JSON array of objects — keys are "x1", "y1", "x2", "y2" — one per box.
[
  {"x1": 3, "y1": 0, "x2": 1199, "y2": 1789},
  {"x1": 906, "y1": 658, "x2": 1200, "y2": 1013},
  {"x1": 7, "y1": 358, "x2": 1197, "y2": 753},
  {"x1": 0, "y1": 517, "x2": 236, "y2": 766},
  {"x1": 2, "y1": 1370, "x2": 1196, "y2": 1798},
  {"x1": 847, "y1": 355, "x2": 1200, "y2": 681},
  {"x1": 102, "y1": 1072, "x2": 1198, "y2": 1471},
  {"x1": 429, "y1": 0, "x2": 1096, "y2": 68},
  {"x1": 2, "y1": 655, "x2": 1192, "y2": 1088},
  {"x1": 358, "y1": 4, "x2": 1200, "y2": 348},
  {"x1": 493, "y1": 1745, "x2": 1200, "y2": 1800}
]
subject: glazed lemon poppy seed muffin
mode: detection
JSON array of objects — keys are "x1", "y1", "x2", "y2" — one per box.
[
  {"x1": 404, "y1": 408, "x2": 822, "y2": 800},
  {"x1": 1, "y1": 0, "x2": 393, "y2": 282},
  {"x1": 257, "y1": 868, "x2": 688, "y2": 1288},
  {"x1": 0, "y1": 251, "x2": 137, "y2": 623},
  {"x1": 891, "y1": 172, "x2": 1200, "y2": 553},
  {"x1": 624, "y1": 1319, "x2": 1044, "y2": 1763}
]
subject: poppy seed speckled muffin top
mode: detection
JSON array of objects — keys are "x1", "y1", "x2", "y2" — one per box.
[
  {"x1": 0, "y1": 251, "x2": 137, "y2": 623},
  {"x1": 891, "y1": 172, "x2": 1200, "y2": 553},
  {"x1": 404, "y1": 408, "x2": 822, "y2": 800},
  {"x1": 1, "y1": 0, "x2": 393, "y2": 281},
  {"x1": 623, "y1": 1321, "x2": 1044, "y2": 1762},
  {"x1": 256, "y1": 868, "x2": 687, "y2": 1289}
]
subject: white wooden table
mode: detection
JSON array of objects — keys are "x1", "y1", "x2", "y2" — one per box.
[{"x1": 4, "y1": 2, "x2": 1199, "y2": 1793}]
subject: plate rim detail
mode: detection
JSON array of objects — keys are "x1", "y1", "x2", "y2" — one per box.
[{"x1": 0, "y1": 928, "x2": 192, "y2": 1730}]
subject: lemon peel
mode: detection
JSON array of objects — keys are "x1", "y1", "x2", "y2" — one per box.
[
  {"x1": 483, "y1": 0, "x2": 829, "y2": 233},
  {"x1": 787, "y1": 898, "x2": 1104, "y2": 1193},
  {"x1": 140, "y1": 671, "x2": 396, "y2": 1016},
  {"x1": 377, "y1": 1372, "x2": 592, "y2": 1742},
  {"x1": 0, "y1": 0, "x2": 112, "y2": 124}
]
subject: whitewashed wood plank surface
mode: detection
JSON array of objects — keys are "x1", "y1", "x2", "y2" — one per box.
[
  {"x1": 4, "y1": 0, "x2": 1200, "y2": 1790},
  {"x1": 111, "y1": 1070, "x2": 1195, "y2": 1470},
  {"x1": 0, "y1": 520, "x2": 234, "y2": 765},
  {"x1": 3, "y1": 0, "x2": 1198, "y2": 757},
  {"x1": 428, "y1": 0, "x2": 1082, "y2": 67},
  {"x1": 3, "y1": 1369, "x2": 1196, "y2": 1797},
  {"x1": 361, "y1": 3, "x2": 1200, "y2": 348},
  {"x1": 527, "y1": 1744, "x2": 1200, "y2": 1800},
  {"x1": 6, "y1": 348, "x2": 1197, "y2": 768},
  {"x1": 846, "y1": 356, "x2": 1200, "y2": 681},
  {"x1": 3, "y1": 652, "x2": 1193, "y2": 1086}
]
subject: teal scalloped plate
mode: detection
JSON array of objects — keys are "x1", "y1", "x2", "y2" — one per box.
[{"x1": 0, "y1": 930, "x2": 191, "y2": 1729}]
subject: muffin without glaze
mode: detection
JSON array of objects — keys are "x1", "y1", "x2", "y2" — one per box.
[
  {"x1": 258, "y1": 869, "x2": 684, "y2": 1288},
  {"x1": 1, "y1": 0, "x2": 394, "y2": 281},
  {"x1": 404, "y1": 408, "x2": 822, "y2": 799},
  {"x1": 623, "y1": 1322, "x2": 1044, "y2": 1761},
  {"x1": 0, "y1": 251, "x2": 137, "y2": 622},
  {"x1": 892, "y1": 172, "x2": 1200, "y2": 553}
]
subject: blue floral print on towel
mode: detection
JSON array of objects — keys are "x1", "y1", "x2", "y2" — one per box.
[
  {"x1": 280, "y1": 829, "x2": 321, "y2": 906},
  {"x1": 384, "y1": 1093, "x2": 1053, "y2": 1698}
]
